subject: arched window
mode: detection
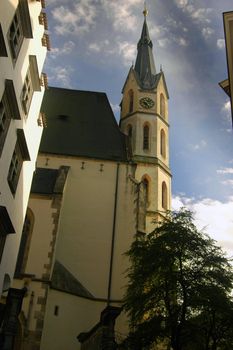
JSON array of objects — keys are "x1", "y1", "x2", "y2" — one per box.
[
  {"x1": 15, "y1": 208, "x2": 34, "y2": 277},
  {"x1": 127, "y1": 124, "x2": 132, "y2": 138},
  {"x1": 143, "y1": 124, "x2": 149, "y2": 150},
  {"x1": 162, "y1": 181, "x2": 168, "y2": 210},
  {"x1": 127, "y1": 124, "x2": 133, "y2": 151},
  {"x1": 128, "y1": 90, "x2": 134, "y2": 113},
  {"x1": 160, "y1": 129, "x2": 166, "y2": 158},
  {"x1": 160, "y1": 93, "x2": 165, "y2": 118},
  {"x1": 142, "y1": 177, "x2": 149, "y2": 206}
]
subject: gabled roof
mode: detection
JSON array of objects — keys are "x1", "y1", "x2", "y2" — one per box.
[
  {"x1": 121, "y1": 68, "x2": 169, "y2": 98},
  {"x1": 40, "y1": 87, "x2": 128, "y2": 162}
]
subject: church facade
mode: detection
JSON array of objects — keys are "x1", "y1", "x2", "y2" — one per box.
[{"x1": 13, "y1": 10, "x2": 171, "y2": 350}]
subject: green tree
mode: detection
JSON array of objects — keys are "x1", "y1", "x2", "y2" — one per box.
[{"x1": 122, "y1": 209, "x2": 233, "y2": 350}]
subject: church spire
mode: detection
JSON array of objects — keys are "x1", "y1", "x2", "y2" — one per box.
[{"x1": 134, "y1": 4, "x2": 156, "y2": 89}]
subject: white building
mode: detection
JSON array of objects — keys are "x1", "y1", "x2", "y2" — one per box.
[{"x1": 0, "y1": 0, "x2": 48, "y2": 341}]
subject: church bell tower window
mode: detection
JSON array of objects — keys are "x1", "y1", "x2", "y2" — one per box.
[
  {"x1": 162, "y1": 181, "x2": 168, "y2": 210},
  {"x1": 160, "y1": 129, "x2": 166, "y2": 158},
  {"x1": 160, "y1": 93, "x2": 165, "y2": 118},
  {"x1": 129, "y1": 90, "x2": 134, "y2": 113},
  {"x1": 143, "y1": 124, "x2": 149, "y2": 150}
]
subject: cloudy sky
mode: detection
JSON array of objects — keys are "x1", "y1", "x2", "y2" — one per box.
[{"x1": 44, "y1": 0, "x2": 233, "y2": 255}]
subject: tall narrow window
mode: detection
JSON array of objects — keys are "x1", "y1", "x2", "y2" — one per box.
[
  {"x1": 21, "y1": 55, "x2": 41, "y2": 115},
  {"x1": 127, "y1": 124, "x2": 132, "y2": 137},
  {"x1": 0, "y1": 80, "x2": 21, "y2": 156},
  {"x1": 162, "y1": 181, "x2": 168, "y2": 210},
  {"x1": 15, "y1": 209, "x2": 34, "y2": 277},
  {"x1": 0, "y1": 24, "x2": 7, "y2": 57},
  {"x1": 142, "y1": 177, "x2": 149, "y2": 206},
  {"x1": 8, "y1": 7, "x2": 24, "y2": 60},
  {"x1": 128, "y1": 90, "x2": 134, "y2": 113},
  {"x1": 160, "y1": 93, "x2": 165, "y2": 118},
  {"x1": 21, "y1": 68, "x2": 33, "y2": 114},
  {"x1": 160, "y1": 129, "x2": 166, "y2": 158},
  {"x1": 8, "y1": 129, "x2": 30, "y2": 194},
  {"x1": 0, "y1": 96, "x2": 10, "y2": 153},
  {"x1": 0, "y1": 206, "x2": 15, "y2": 263},
  {"x1": 143, "y1": 124, "x2": 149, "y2": 150},
  {"x1": 8, "y1": 1, "x2": 33, "y2": 62}
]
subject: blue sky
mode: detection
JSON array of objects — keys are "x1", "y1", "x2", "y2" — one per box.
[{"x1": 45, "y1": 0, "x2": 233, "y2": 254}]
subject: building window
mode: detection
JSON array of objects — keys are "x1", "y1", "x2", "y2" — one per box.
[
  {"x1": 8, "y1": 146, "x2": 22, "y2": 194},
  {"x1": 8, "y1": 7, "x2": 24, "y2": 60},
  {"x1": 0, "y1": 80, "x2": 20, "y2": 156},
  {"x1": 15, "y1": 209, "x2": 34, "y2": 277},
  {"x1": 54, "y1": 305, "x2": 59, "y2": 316},
  {"x1": 162, "y1": 181, "x2": 168, "y2": 210},
  {"x1": 8, "y1": 129, "x2": 30, "y2": 194},
  {"x1": 127, "y1": 124, "x2": 133, "y2": 152},
  {"x1": 160, "y1": 93, "x2": 165, "y2": 118},
  {"x1": 0, "y1": 24, "x2": 8, "y2": 57},
  {"x1": 160, "y1": 129, "x2": 166, "y2": 158},
  {"x1": 0, "y1": 206, "x2": 15, "y2": 263},
  {"x1": 127, "y1": 124, "x2": 132, "y2": 137},
  {"x1": 143, "y1": 124, "x2": 150, "y2": 150},
  {"x1": 0, "y1": 96, "x2": 10, "y2": 153},
  {"x1": 21, "y1": 56, "x2": 41, "y2": 115},
  {"x1": 8, "y1": 0, "x2": 33, "y2": 62},
  {"x1": 128, "y1": 90, "x2": 134, "y2": 113},
  {"x1": 143, "y1": 178, "x2": 149, "y2": 206},
  {"x1": 21, "y1": 69, "x2": 33, "y2": 114}
]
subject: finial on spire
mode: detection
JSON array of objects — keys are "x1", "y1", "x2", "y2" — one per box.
[{"x1": 143, "y1": 2, "x2": 148, "y2": 17}]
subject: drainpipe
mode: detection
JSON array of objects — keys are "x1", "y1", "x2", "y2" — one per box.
[{"x1": 107, "y1": 163, "x2": 120, "y2": 306}]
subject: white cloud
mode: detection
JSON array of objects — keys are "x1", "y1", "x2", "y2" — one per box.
[
  {"x1": 52, "y1": 1, "x2": 98, "y2": 35},
  {"x1": 176, "y1": 37, "x2": 188, "y2": 46},
  {"x1": 158, "y1": 38, "x2": 171, "y2": 48},
  {"x1": 202, "y1": 27, "x2": 214, "y2": 40},
  {"x1": 88, "y1": 43, "x2": 101, "y2": 52},
  {"x1": 217, "y1": 39, "x2": 225, "y2": 49},
  {"x1": 217, "y1": 167, "x2": 233, "y2": 175},
  {"x1": 221, "y1": 179, "x2": 233, "y2": 187},
  {"x1": 48, "y1": 65, "x2": 74, "y2": 87},
  {"x1": 174, "y1": 0, "x2": 189, "y2": 8},
  {"x1": 221, "y1": 100, "x2": 231, "y2": 123},
  {"x1": 88, "y1": 40, "x2": 114, "y2": 55},
  {"x1": 191, "y1": 8, "x2": 213, "y2": 24},
  {"x1": 190, "y1": 139, "x2": 207, "y2": 151},
  {"x1": 118, "y1": 41, "x2": 136, "y2": 66},
  {"x1": 50, "y1": 41, "x2": 75, "y2": 59},
  {"x1": 88, "y1": 39, "x2": 134, "y2": 66},
  {"x1": 110, "y1": 103, "x2": 120, "y2": 114},
  {"x1": 172, "y1": 195, "x2": 233, "y2": 257},
  {"x1": 101, "y1": 0, "x2": 141, "y2": 31},
  {"x1": 223, "y1": 100, "x2": 231, "y2": 113}
]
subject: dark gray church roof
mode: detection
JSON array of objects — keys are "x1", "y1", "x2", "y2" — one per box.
[
  {"x1": 134, "y1": 17, "x2": 157, "y2": 89},
  {"x1": 51, "y1": 260, "x2": 94, "y2": 299},
  {"x1": 40, "y1": 87, "x2": 128, "y2": 162},
  {"x1": 31, "y1": 168, "x2": 59, "y2": 194}
]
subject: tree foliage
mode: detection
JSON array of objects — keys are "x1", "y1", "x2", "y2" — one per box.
[{"x1": 122, "y1": 209, "x2": 233, "y2": 350}]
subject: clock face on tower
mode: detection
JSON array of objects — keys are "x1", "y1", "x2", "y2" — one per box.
[{"x1": 139, "y1": 97, "x2": 154, "y2": 109}]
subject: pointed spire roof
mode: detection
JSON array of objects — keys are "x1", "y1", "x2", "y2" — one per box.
[{"x1": 134, "y1": 6, "x2": 157, "y2": 89}]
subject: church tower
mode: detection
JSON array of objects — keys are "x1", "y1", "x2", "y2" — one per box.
[{"x1": 120, "y1": 7, "x2": 172, "y2": 232}]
